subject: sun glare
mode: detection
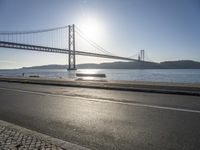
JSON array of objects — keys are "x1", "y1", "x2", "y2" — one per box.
[{"x1": 77, "y1": 16, "x2": 104, "y2": 41}]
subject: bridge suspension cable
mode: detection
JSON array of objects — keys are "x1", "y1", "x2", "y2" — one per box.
[
  {"x1": 129, "y1": 54, "x2": 139, "y2": 59},
  {"x1": 75, "y1": 26, "x2": 115, "y2": 56},
  {"x1": 0, "y1": 24, "x2": 138, "y2": 70},
  {"x1": 0, "y1": 26, "x2": 69, "y2": 49},
  {"x1": 0, "y1": 26, "x2": 69, "y2": 35}
]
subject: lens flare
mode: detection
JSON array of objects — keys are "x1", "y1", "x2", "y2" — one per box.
[{"x1": 77, "y1": 15, "x2": 104, "y2": 41}]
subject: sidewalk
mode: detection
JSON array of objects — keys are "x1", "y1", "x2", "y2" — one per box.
[{"x1": 0, "y1": 120, "x2": 89, "y2": 150}]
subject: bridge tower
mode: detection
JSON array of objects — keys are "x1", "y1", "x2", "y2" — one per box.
[
  {"x1": 68, "y1": 24, "x2": 76, "y2": 70},
  {"x1": 139, "y1": 49, "x2": 145, "y2": 61}
]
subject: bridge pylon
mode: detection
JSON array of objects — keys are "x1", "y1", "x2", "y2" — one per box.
[
  {"x1": 138, "y1": 50, "x2": 145, "y2": 61},
  {"x1": 68, "y1": 24, "x2": 76, "y2": 70}
]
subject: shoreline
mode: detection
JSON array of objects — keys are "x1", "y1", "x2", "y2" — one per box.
[
  {"x1": 0, "y1": 69, "x2": 200, "y2": 85},
  {"x1": 0, "y1": 76, "x2": 200, "y2": 96}
]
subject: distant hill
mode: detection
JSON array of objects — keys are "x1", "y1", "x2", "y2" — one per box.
[
  {"x1": 22, "y1": 64, "x2": 67, "y2": 69},
  {"x1": 77, "y1": 61, "x2": 162, "y2": 69},
  {"x1": 160, "y1": 60, "x2": 200, "y2": 69},
  {"x1": 21, "y1": 60, "x2": 200, "y2": 69}
]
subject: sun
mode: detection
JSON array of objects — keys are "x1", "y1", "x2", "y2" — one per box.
[{"x1": 77, "y1": 16, "x2": 104, "y2": 41}]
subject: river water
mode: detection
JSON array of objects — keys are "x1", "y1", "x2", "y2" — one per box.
[{"x1": 0, "y1": 69, "x2": 200, "y2": 84}]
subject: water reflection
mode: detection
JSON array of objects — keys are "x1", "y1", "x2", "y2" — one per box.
[
  {"x1": 76, "y1": 69, "x2": 106, "y2": 81},
  {"x1": 1, "y1": 69, "x2": 200, "y2": 83},
  {"x1": 77, "y1": 76, "x2": 95, "y2": 81},
  {"x1": 77, "y1": 69, "x2": 100, "y2": 74}
]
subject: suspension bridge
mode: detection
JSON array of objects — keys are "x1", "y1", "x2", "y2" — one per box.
[{"x1": 0, "y1": 24, "x2": 144, "y2": 70}]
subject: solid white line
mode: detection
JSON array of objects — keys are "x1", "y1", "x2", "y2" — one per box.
[{"x1": 0, "y1": 86, "x2": 200, "y2": 114}]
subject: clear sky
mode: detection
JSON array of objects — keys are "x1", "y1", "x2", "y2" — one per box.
[{"x1": 0, "y1": 0, "x2": 200, "y2": 69}]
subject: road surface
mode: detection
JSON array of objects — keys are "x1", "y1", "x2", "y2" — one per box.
[{"x1": 0, "y1": 81, "x2": 200, "y2": 150}]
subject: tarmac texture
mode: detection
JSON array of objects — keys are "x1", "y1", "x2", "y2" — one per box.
[{"x1": 0, "y1": 79, "x2": 200, "y2": 150}]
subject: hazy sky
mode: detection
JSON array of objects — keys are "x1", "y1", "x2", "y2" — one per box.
[{"x1": 0, "y1": 0, "x2": 200, "y2": 69}]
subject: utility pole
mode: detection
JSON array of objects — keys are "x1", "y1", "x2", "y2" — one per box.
[{"x1": 68, "y1": 24, "x2": 76, "y2": 70}]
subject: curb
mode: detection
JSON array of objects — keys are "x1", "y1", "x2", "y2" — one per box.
[
  {"x1": 0, "y1": 77, "x2": 200, "y2": 96},
  {"x1": 0, "y1": 120, "x2": 90, "y2": 150}
]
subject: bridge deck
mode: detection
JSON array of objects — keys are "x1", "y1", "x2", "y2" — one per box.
[{"x1": 0, "y1": 41, "x2": 136, "y2": 61}]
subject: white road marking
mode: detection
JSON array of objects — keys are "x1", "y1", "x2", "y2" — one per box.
[{"x1": 0, "y1": 86, "x2": 200, "y2": 114}]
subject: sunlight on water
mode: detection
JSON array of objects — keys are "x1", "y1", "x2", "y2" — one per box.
[
  {"x1": 77, "y1": 69, "x2": 99, "y2": 74},
  {"x1": 0, "y1": 69, "x2": 200, "y2": 83},
  {"x1": 76, "y1": 69, "x2": 105, "y2": 81},
  {"x1": 77, "y1": 76, "x2": 96, "y2": 81}
]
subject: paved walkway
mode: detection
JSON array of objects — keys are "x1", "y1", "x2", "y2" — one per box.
[
  {"x1": 0, "y1": 120, "x2": 89, "y2": 150},
  {"x1": 0, "y1": 125, "x2": 63, "y2": 150}
]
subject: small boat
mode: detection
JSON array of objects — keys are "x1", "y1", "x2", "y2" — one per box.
[
  {"x1": 29, "y1": 75, "x2": 40, "y2": 78},
  {"x1": 76, "y1": 73, "x2": 106, "y2": 78}
]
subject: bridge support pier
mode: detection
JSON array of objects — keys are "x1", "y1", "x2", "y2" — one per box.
[{"x1": 68, "y1": 24, "x2": 76, "y2": 70}]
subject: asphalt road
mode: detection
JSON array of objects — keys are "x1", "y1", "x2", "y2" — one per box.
[{"x1": 0, "y1": 81, "x2": 200, "y2": 150}]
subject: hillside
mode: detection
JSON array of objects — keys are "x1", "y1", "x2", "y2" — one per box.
[{"x1": 21, "y1": 60, "x2": 200, "y2": 69}]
